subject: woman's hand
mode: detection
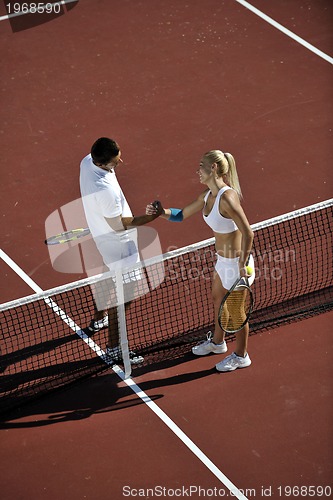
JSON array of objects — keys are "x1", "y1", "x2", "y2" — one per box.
[
  {"x1": 239, "y1": 266, "x2": 248, "y2": 278},
  {"x1": 146, "y1": 200, "x2": 164, "y2": 216}
]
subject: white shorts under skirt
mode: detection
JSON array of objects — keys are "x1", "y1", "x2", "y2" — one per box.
[{"x1": 215, "y1": 254, "x2": 255, "y2": 290}]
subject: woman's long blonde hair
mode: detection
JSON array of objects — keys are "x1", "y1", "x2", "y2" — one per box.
[{"x1": 203, "y1": 150, "x2": 242, "y2": 199}]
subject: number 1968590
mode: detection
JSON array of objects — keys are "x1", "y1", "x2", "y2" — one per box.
[{"x1": 6, "y1": 3, "x2": 62, "y2": 14}]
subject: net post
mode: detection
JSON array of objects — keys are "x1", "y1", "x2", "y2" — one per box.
[{"x1": 115, "y1": 269, "x2": 131, "y2": 379}]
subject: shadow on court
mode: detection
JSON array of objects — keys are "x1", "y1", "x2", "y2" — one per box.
[{"x1": 0, "y1": 353, "x2": 215, "y2": 428}]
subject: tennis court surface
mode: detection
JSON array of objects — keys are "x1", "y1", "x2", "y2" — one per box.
[{"x1": 1, "y1": 1, "x2": 332, "y2": 499}]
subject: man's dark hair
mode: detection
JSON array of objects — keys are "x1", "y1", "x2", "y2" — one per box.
[{"x1": 91, "y1": 137, "x2": 120, "y2": 165}]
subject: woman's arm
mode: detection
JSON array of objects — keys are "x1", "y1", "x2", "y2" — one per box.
[{"x1": 147, "y1": 191, "x2": 207, "y2": 221}]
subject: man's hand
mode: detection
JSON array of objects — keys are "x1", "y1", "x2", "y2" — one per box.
[
  {"x1": 119, "y1": 201, "x2": 164, "y2": 229},
  {"x1": 146, "y1": 200, "x2": 164, "y2": 216}
]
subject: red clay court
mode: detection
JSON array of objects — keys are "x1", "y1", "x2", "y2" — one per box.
[{"x1": 0, "y1": 1, "x2": 332, "y2": 499}]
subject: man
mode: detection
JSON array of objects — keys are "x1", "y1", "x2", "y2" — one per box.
[{"x1": 79, "y1": 137, "x2": 162, "y2": 364}]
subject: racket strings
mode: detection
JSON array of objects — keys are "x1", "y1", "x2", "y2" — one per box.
[
  {"x1": 221, "y1": 288, "x2": 252, "y2": 332},
  {"x1": 45, "y1": 228, "x2": 90, "y2": 245}
]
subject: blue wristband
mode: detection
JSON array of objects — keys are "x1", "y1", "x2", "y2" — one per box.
[{"x1": 169, "y1": 208, "x2": 183, "y2": 222}]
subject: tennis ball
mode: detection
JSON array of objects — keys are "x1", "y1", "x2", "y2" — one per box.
[{"x1": 246, "y1": 265, "x2": 254, "y2": 276}]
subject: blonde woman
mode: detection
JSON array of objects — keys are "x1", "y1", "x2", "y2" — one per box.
[{"x1": 147, "y1": 150, "x2": 255, "y2": 372}]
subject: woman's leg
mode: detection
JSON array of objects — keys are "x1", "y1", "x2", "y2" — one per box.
[{"x1": 211, "y1": 271, "x2": 228, "y2": 344}]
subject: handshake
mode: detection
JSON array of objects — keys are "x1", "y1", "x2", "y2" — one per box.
[
  {"x1": 146, "y1": 200, "x2": 164, "y2": 217},
  {"x1": 146, "y1": 202, "x2": 183, "y2": 223}
]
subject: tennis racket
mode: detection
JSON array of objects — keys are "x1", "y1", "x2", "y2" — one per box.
[
  {"x1": 218, "y1": 276, "x2": 254, "y2": 334},
  {"x1": 45, "y1": 228, "x2": 91, "y2": 245}
]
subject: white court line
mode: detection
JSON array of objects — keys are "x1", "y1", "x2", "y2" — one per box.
[
  {"x1": 0, "y1": 248, "x2": 248, "y2": 500},
  {"x1": 0, "y1": 0, "x2": 78, "y2": 22},
  {"x1": 0, "y1": 249, "x2": 114, "y2": 359},
  {"x1": 1, "y1": 0, "x2": 332, "y2": 66},
  {"x1": 235, "y1": 0, "x2": 333, "y2": 65}
]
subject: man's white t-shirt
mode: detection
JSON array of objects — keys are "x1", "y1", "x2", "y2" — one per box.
[{"x1": 79, "y1": 154, "x2": 139, "y2": 275}]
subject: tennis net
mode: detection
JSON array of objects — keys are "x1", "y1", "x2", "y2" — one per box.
[{"x1": 1, "y1": 199, "x2": 332, "y2": 414}]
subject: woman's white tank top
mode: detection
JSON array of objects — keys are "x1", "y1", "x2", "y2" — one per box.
[{"x1": 203, "y1": 186, "x2": 238, "y2": 234}]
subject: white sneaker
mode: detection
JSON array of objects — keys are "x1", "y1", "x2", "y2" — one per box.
[
  {"x1": 105, "y1": 345, "x2": 144, "y2": 365},
  {"x1": 215, "y1": 352, "x2": 251, "y2": 372},
  {"x1": 88, "y1": 316, "x2": 109, "y2": 332},
  {"x1": 192, "y1": 332, "x2": 227, "y2": 356}
]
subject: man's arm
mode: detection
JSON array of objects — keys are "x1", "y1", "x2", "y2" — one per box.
[
  {"x1": 106, "y1": 202, "x2": 163, "y2": 231},
  {"x1": 122, "y1": 212, "x2": 161, "y2": 229}
]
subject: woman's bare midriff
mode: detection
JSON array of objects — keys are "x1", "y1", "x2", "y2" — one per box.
[{"x1": 215, "y1": 230, "x2": 242, "y2": 258}]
